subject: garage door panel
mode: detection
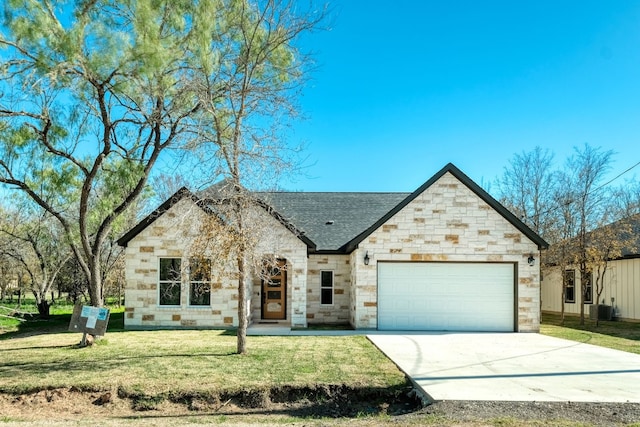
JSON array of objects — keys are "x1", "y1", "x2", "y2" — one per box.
[{"x1": 378, "y1": 262, "x2": 514, "y2": 331}]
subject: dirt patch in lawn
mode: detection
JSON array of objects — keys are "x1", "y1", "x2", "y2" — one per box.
[
  {"x1": 3, "y1": 387, "x2": 640, "y2": 426},
  {"x1": 0, "y1": 383, "x2": 422, "y2": 421}
]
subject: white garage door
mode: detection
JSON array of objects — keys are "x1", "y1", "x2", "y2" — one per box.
[{"x1": 378, "y1": 262, "x2": 514, "y2": 331}]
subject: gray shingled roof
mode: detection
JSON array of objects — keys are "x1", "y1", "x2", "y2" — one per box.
[
  {"x1": 256, "y1": 192, "x2": 410, "y2": 251},
  {"x1": 117, "y1": 164, "x2": 549, "y2": 251}
]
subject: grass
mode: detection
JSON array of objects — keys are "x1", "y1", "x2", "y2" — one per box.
[
  {"x1": 0, "y1": 328, "x2": 405, "y2": 395},
  {"x1": 541, "y1": 312, "x2": 640, "y2": 354},
  {"x1": 0, "y1": 297, "x2": 404, "y2": 397},
  {"x1": 0, "y1": 297, "x2": 125, "y2": 336},
  {"x1": 1, "y1": 307, "x2": 638, "y2": 426}
]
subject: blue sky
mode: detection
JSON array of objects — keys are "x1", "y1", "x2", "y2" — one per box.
[{"x1": 283, "y1": 0, "x2": 640, "y2": 192}]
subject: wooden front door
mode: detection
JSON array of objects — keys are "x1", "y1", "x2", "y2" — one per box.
[{"x1": 262, "y1": 261, "x2": 286, "y2": 320}]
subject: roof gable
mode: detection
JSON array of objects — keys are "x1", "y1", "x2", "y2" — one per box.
[
  {"x1": 117, "y1": 187, "x2": 316, "y2": 249},
  {"x1": 117, "y1": 187, "x2": 198, "y2": 247},
  {"x1": 118, "y1": 163, "x2": 549, "y2": 252},
  {"x1": 343, "y1": 163, "x2": 549, "y2": 252}
]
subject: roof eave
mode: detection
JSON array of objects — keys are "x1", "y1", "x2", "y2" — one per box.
[
  {"x1": 119, "y1": 188, "x2": 318, "y2": 251},
  {"x1": 254, "y1": 198, "x2": 317, "y2": 250}
]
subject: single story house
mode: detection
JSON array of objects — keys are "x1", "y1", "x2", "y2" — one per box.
[
  {"x1": 118, "y1": 163, "x2": 548, "y2": 332},
  {"x1": 541, "y1": 216, "x2": 640, "y2": 321}
]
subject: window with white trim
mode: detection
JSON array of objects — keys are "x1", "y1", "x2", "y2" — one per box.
[
  {"x1": 159, "y1": 258, "x2": 181, "y2": 306},
  {"x1": 189, "y1": 257, "x2": 211, "y2": 306},
  {"x1": 320, "y1": 271, "x2": 333, "y2": 305}
]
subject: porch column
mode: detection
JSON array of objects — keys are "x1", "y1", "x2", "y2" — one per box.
[{"x1": 290, "y1": 256, "x2": 308, "y2": 328}]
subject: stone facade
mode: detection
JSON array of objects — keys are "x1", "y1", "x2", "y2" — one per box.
[
  {"x1": 122, "y1": 168, "x2": 543, "y2": 332},
  {"x1": 350, "y1": 172, "x2": 541, "y2": 332},
  {"x1": 306, "y1": 255, "x2": 351, "y2": 324},
  {"x1": 124, "y1": 199, "x2": 234, "y2": 328},
  {"x1": 124, "y1": 198, "x2": 309, "y2": 329},
  {"x1": 248, "y1": 211, "x2": 309, "y2": 328}
]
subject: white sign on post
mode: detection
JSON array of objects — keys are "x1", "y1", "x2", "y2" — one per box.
[{"x1": 69, "y1": 304, "x2": 111, "y2": 344}]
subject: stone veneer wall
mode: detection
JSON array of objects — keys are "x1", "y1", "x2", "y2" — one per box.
[
  {"x1": 350, "y1": 172, "x2": 541, "y2": 332},
  {"x1": 124, "y1": 198, "x2": 308, "y2": 329},
  {"x1": 305, "y1": 255, "x2": 351, "y2": 324}
]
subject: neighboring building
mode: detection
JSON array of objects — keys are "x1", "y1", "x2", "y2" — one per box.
[
  {"x1": 541, "y1": 216, "x2": 640, "y2": 321},
  {"x1": 118, "y1": 163, "x2": 548, "y2": 332}
]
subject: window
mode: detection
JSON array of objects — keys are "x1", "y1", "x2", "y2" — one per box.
[
  {"x1": 159, "y1": 258, "x2": 181, "y2": 306},
  {"x1": 582, "y1": 271, "x2": 593, "y2": 304},
  {"x1": 564, "y1": 270, "x2": 575, "y2": 303},
  {"x1": 320, "y1": 271, "x2": 333, "y2": 305},
  {"x1": 189, "y1": 257, "x2": 211, "y2": 306}
]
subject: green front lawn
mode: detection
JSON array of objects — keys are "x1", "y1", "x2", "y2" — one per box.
[
  {"x1": 1, "y1": 309, "x2": 639, "y2": 426},
  {"x1": 1, "y1": 298, "x2": 408, "y2": 396},
  {"x1": 0, "y1": 329, "x2": 406, "y2": 396},
  {"x1": 541, "y1": 312, "x2": 640, "y2": 354}
]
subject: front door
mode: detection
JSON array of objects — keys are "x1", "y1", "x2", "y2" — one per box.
[{"x1": 262, "y1": 260, "x2": 286, "y2": 320}]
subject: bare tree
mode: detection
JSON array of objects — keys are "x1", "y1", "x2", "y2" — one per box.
[
  {"x1": 500, "y1": 144, "x2": 635, "y2": 326},
  {"x1": 587, "y1": 213, "x2": 637, "y2": 326},
  {"x1": 565, "y1": 144, "x2": 614, "y2": 324},
  {"x1": 188, "y1": 0, "x2": 326, "y2": 354},
  {"x1": 611, "y1": 180, "x2": 640, "y2": 218},
  {"x1": 149, "y1": 173, "x2": 191, "y2": 209},
  {"x1": 0, "y1": 245, "x2": 18, "y2": 301},
  {"x1": 498, "y1": 146, "x2": 556, "y2": 238},
  {"x1": 0, "y1": 207, "x2": 70, "y2": 317},
  {"x1": 547, "y1": 170, "x2": 579, "y2": 324}
]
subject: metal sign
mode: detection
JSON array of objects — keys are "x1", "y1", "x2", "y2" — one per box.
[{"x1": 68, "y1": 304, "x2": 110, "y2": 337}]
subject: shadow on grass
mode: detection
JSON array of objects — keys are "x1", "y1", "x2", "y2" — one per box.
[
  {"x1": 0, "y1": 311, "x2": 128, "y2": 341},
  {"x1": 0, "y1": 344, "x2": 78, "y2": 352},
  {"x1": 542, "y1": 312, "x2": 640, "y2": 341},
  {"x1": 1, "y1": 310, "x2": 237, "y2": 340},
  {"x1": 0, "y1": 313, "x2": 73, "y2": 340},
  {"x1": 0, "y1": 348, "x2": 237, "y2": 368},
  {"x1": 0, "y1": 351, "x2": 240, "y2": 395}
]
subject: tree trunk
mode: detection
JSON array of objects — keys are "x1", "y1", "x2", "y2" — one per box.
[
  {"x1": 88, "y1": 261, "x2": 104, "y2": 307},
  {"x1": 579, "y1": 264, "x2": 586, "y2": 325},
  {"x1": 236, "y1": 254, "x2": 248, "y2": 355},
  {"x1": 560, "y1": 285, "x2": 565, "y2": 326},
  {"x1": 594, "y1": 264, "x2": 607, "y2": 328},
  {"x1": 117, "y1": 279, "x2": 122, "y2": 308},
  {"x1": 36, "y1": 299, "x2": 51, "y2": 319},
  {"x1": 560, "y1": 270, "x2": 566, "y2": 326}
]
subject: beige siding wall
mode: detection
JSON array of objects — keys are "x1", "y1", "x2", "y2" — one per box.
[
  {"x1": 542, "y1": 258, "x2": 640, "y2": 321},
  {"x1": 350, "y1": 171, "x2": 541, "y2": 332},
  {"x1": 306, "y1": 255, "x2": 351, "y2": 324},
  {"x1": 124, "y1": 198, "x2": 308, "y2": 329}
]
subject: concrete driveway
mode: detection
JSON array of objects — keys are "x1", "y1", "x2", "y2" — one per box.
[{"x1": 368, "y1": 333, "x2": 640, "y2": 403}]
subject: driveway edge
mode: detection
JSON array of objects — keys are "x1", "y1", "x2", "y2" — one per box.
[{"x1": 366, "y1": 335, "x2": 434, "y2": 406}]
